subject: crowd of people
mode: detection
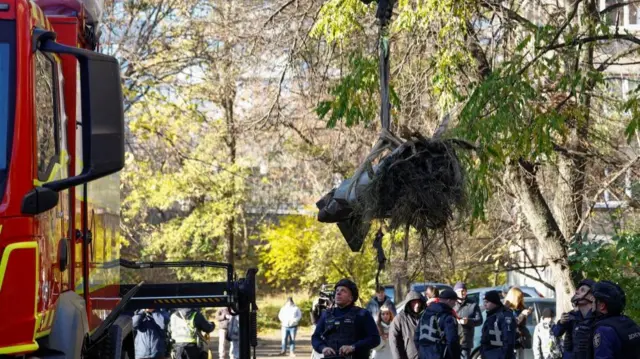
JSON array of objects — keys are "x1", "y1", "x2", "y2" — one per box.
[
  {"x1": 309, "y1": 280, "x2": 640, "y2": 359},
  {"x1": 129, "y1": 306, "x2": 240, "y2": 359}
]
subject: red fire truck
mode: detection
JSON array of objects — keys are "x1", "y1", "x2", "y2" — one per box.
[{"x1": 0, "y1": 0, "x2": 258, "y2": 357}]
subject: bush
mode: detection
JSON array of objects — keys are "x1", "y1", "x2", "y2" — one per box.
[{"x1": 570, "y1": 233, "x2": 640, "y2": 322}]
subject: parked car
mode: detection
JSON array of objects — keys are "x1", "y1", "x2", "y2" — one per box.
[
  {"x1": 467, "y1": 285, "x2": 545, "y2": 305},
  {"x1": 470, "y1": 297, "x2": 556, "y2": 359},
  {"x1": 383, "y1": 285, "x2": 396, "y2": 303}
]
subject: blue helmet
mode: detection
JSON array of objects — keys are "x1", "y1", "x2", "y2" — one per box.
[{"x1": 592, "y1": 281, "x2": 626, "y2": 315}]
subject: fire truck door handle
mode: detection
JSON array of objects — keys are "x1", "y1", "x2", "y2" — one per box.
[{"x1": 58, "y1": 238, "x2": 69, "y2": 272}]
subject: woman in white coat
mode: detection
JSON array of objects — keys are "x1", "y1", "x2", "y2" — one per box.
[{"x1": 371, "y1": 305, "x2": 394, "y2": 359}]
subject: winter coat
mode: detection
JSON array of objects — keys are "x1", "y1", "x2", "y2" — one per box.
[
  {"x1": 366, "y1": 296, "x2": 397, "y2": 320},
  {"x1": 533, "y1": 322, "x2": 555, "y2": 359},
  {"x1": 372, "y1": 320, "x2": 393, "y2": 359},
  {"x1": 389, "y1": 291, "x2": 424, "y2": 359},
  {"x1": 216, "y1": 307, "x2": 231, "y2": 330},
  {"x1": 453, "y1": 297, "x2": 483, "y2": 349},
  {"x1": 414, "y1": 302, "x2": 461, "y2": 359},
  {"x1": 132, "y1": 310, "x2": 167, "y2": 359},
  {"x1": 279, "y1": 303, "x2": 302, "y2": 328}
]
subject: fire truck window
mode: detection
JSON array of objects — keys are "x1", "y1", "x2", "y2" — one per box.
[{"x1": 35, "y1": 52, "x2": 59, "y2": 180}]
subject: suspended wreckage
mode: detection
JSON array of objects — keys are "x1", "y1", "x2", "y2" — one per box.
[{"x1": 316, "y1": 0, "x2": 472, "y2": 252}]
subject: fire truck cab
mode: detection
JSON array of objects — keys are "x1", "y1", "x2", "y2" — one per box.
[
  {"x1": 0, "y1": 1, "x2": 259, "y2": 358},
  {"x1": 0, "y1": 0, "x2": 126, "y2": 356}
]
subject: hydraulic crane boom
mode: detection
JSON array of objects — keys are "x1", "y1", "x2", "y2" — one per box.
[{"x1": 118, "y1": 261, "x2": 259, "y2": 359}]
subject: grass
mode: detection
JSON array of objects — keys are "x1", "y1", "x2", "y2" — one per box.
[{"x1": 257, "y1": 293, "x2": 313, "y2": 334}]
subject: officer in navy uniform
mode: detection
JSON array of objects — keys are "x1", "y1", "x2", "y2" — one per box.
[
  {"x1": 414, "y1": 289, "x2": 461, "y2": 359},
  {"x1": 552, "y1": 279, "x2": 596, "y2": 359},
  {"x1": 480, "y1": 290, "x2": 516, "y2": 359},
  {"x1": 591, "y1": 281, "x2": 640, "y2": 359},
  {"x1": 312, "y1": 279, "x2": 380, "y2": 359}
]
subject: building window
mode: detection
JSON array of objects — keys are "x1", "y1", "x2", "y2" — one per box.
[
  {"x1": 34, "y1": 51, "x2": 60, "y2": 180},
  {"x1": 601, "y1": 0, "x2": 640, "y2": 28}
]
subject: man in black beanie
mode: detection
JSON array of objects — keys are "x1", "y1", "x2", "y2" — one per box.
[
  {"x1": 312, "y1": 279, "x2": 380, "y2": 359},
  {"x1": 480, "y1": 290, "x2": 516, "y2": 359}
]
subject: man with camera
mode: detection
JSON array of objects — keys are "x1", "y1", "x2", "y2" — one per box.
[
  {"x1": 133, "y1": 308, "x2": 169, "y2": 359},
  {"x1": 312, "y1": 279, "x2": 380, "y2": 359},
  {"x1": 311, "y1": 285, "x2": 334, "y2": 327}
]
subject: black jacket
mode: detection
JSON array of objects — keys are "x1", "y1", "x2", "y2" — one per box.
[
  {"x1": 453, "y1": 297, "x2": 483, "y2": 349},
  {"x1": 389, "y1": 291, "x2": 424, "y2": 359}
]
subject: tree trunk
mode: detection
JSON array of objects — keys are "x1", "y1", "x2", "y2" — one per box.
[{"x1": 509, "y1": 160, "x2": 575, "y2": 313}]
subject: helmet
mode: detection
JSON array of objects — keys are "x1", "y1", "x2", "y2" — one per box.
[
  {"x1": 335, "y1": 279, "x2": 359, "y2": 303},
  {"x1": 571, "y1": 278, "x2": 596, "y2": 305},
  {"x1": 592, "y1": 281, "x2": 626, "y2": 315}
]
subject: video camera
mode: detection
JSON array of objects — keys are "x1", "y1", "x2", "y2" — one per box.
[
  {"x1": 318, "y1": 284, "x2": 335, "y2": 308},
  {"x1": 311, "y1": 284, "x2": 335, "y2": 325}
]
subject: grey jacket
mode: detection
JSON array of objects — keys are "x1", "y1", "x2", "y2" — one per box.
[
  {"x1": 389, "y1": 291, "x2": 424, "y2": 359},
  {"x1": 366, "y1": 295, "x2": 397, "y2": 320},
  {"x1": 132, "y1": 310, "x2": 167, "y2": 359},
  {"x1": 454, "y1": 297, "x2": 483, "y2": 349}
]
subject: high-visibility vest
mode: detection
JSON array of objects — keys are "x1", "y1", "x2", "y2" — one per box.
[{"x1": 171, "y1": 311, "x2": 197, "y2": 344}]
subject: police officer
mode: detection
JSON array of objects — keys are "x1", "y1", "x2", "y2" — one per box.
[
  {"x1": 551, "y1": 279, "x2": 595, "y2": 359},
  {"x1": 170, "y1": 308, "x2": 215, "y2": 359},
  {"x1": 591, "y1": 281, "x2": 640, "y2": 359},
  {"x1": 311, "y1": 279, "x2": 380, "y2": 359},
  {"x1": 414, "y1": 289, "x2": 461, "y2": 359},
  {"x1": 480, "y1": 290, "x2": 516, "y2": 359}
]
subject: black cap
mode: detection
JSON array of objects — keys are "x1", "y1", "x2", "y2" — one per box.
[
  {"x1": 578, "y1": 279, "x2": 596, "y2": 288},
  {"x1": 439, "y1": 289, "x2": 460, "y2": 300},
  {"x1": 593, "y1": 281, "x2": 626, "y2": 315},
  {"x1": 335, "y1": 279, "x2": 359, "y2": 303},
  {"x1": 541, "y1": 308, "x2": 555, "y2": 318},
  {"x1": 484, "y1": 290, "x2": 503, "y2": 306}
]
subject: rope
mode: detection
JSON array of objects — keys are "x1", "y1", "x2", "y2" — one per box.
[
  {"x1": 373, "y1": 228, "x2": 386, "y2": 290},
  {"x1": 370, "y1": 0, "x2": 395, "y2": 290}
]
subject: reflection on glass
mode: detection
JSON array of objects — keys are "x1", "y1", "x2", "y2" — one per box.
[
  {"x1": 605, "y1": 0, "x2": 624, "y2": 25},
  {"x1": 630, "y1": 3, "x2": 639, "y2": 25}
]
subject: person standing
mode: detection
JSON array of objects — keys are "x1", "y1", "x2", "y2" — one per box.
[
  {"x1": 216, "y1": 307, "x2": 232, "y2": 359},
  {"x1": 591, "y1": 281, "x2": 640, "y2": 358},
  {"x1": 170, "y1": 308, "x2": 215, "y2": 359},
  {"x1": 312, "y1": 279, "x2": 381, "y2": 359},
  {"x1": 367, "y1": 286, "x2": 397, "y2": 320},
  {"x1": 227, "y1": 314, "x2": 240, "y2": 359},
  {"x1": 532, "y1": 309, "x2": 559, "y2": 359},
  {"x1": 278, "y1": 297, "x2": 302, "y2": 357},
  {"x1": 372, "y1": 305, "x2": 395, "y2": 359},
  {"x1": 414, "y1": 289, "x2": 461, "y2": 359},
  {"x1": 504, "y1": 287, "x2": 533, "y2": 358},
  {"x1": 551, "y1": 279, "x2": 595, "y2": 359},
  {"x1": 133, "y1": 309, "x2": 168, "y2": 359},
  {"x1": 424, "y1": 286, "x2": 440, "y2": 306},
  {"x1": 389, "y1": 291, "x2": 425, "y2": 359},
  {"x1": 480, "y1": 290, "x2": 516, "y2": 359},
  {"x1": 453, "y1": 282, "x2": 483, "y2": 359}
]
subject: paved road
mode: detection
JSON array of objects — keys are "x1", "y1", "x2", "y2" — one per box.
[{"x1": 208, "y1": 328, "x2": 314, "y2": 359}]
